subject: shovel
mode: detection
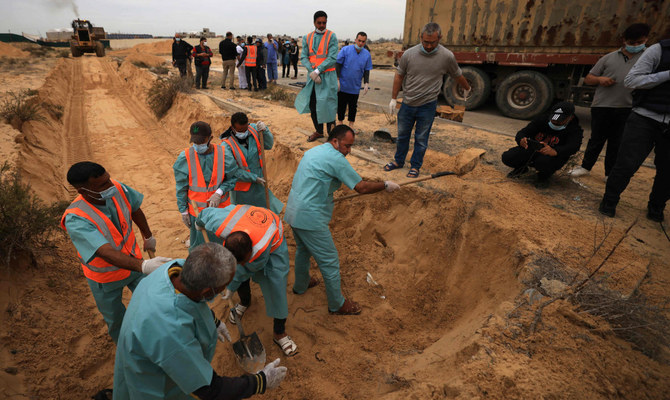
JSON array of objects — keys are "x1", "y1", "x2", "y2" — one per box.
[{"x1": 189, "y1": 200, "x2": 267, "y2": 373}]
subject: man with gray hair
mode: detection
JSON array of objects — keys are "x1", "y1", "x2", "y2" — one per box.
[
  {"x1": 384, "y1": 22, "x2": 471, "y2": 178},
  {"x1": 113, "y1": 243, "x2": 287, "y2": 399}
]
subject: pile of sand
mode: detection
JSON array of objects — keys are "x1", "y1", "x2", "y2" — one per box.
[
  {"x1": 113, "y1": 39, "x2": 173, "y2": 56},
  {"x1": 123, "y1": 52, "x2": 166, "y2": 68},
  {"x1": 0, "y1": 42, "x2": 29, "y2": 58}
]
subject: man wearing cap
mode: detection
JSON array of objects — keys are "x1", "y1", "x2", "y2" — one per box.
[
  {"x1": 173, "y1": 121, "x2": 241, "y2": 251},
  {"x1": 336, "y1": 31, "x2": 373, "y2": 131},
  {"x1": 502, "y1": 101, "x2": 584, "y2": 188}
]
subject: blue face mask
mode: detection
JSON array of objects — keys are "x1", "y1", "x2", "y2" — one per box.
[
  {"x1": 354, "y1": 44, "x2": 363, "y2": 51},
  {"x1": 81, "y1": 185, "x2": 118, "y2": 201},
  {"x1": 192, "y1": 143, "x2": 209, "y2": 154},
  {"x1": 548, "y1": 121, "x2": 567, "y2": 131},
  {"x1": 175, "y1": 37, "x2": 180, "y2": 42},
  {"x1": 625, "y1": 44, "x2": 645, "y2": 54},
  {"x1": 420, "y1": 44, "x2": 438, "y2": 55}
]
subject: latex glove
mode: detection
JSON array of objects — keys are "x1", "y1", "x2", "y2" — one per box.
[
  {"x1": 208, "y1": 192, "x2": 222, "y2": 208},
  {"x1": 141, "y1": 256, "x2": 173, "y2": 275},
  {"x1": 143, "y1": 236, "x2": 156, "y2": 252},
  {"x1": 216, "y1": 320, "x2": 231, "y2": 343},
  {"x1": 256, "y1": 177, "x2": 266, "y2": 186},
  {"x1": 181, "y1": 211, "x2": 191, "y2": 227},
  {"x1": 309, "y1": 69, "x2": 320, "y2": 81},
  {"x1": 262, "y1": 358, "x2": 287, "y2": 389},
  {"x1": 388, "y1": 99, "x2": 397, "y2": 115},
  {"x1": 256, "y1": 121, "x2": 267, "y2": 132},
  {"x1": 384, "y1": 181, "x2": 400, "y2": 192},
  {"x1": 313, "y1": 75, "x2": 322, "y2": 84},
  {"x1": 463, "y1": 87, "x2": 472, "y2": 99},
  {"x1": 363, "y1": 83, "x2": 369, "y2": 95},
  {"x1": 337, "y1": 80, "x2": 340, "y2": 91},
  {"x1": 221, "y1": 288, "x2": 233, "y2": 300}
]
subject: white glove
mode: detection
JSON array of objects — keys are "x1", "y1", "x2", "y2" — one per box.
[
  {"x1": 463, "y1": 87, "x2": 472, "y2": 99},
  {"x1": 384, "y1": 181, "x2": 400, "y2": 192},
  {"x1": 143, "y1": 236, "x2": 156, "y2": 252},
  {"x1": 207, "y1": 192, "x2": 222, "y2": 208},
  {"x1": 221, "y1": 288, "x2": 233, "y2": 300},
  {"x1": 256, "y1": 121, "x2": 267, "y2": 132},
  {"x1": 181, "y1": 211, "x2": 191, "y2": 227},
  {"x1": 389, "y1": 99, "x2": 397, "y2": 114},
  {"x1": 261, "y1": 358, "x2": 287, "y2": 389},
  {"x1": 309, "y1": 70, "x2": 320, "y2": 81},
  {"x1": 216, "y1": 321, "x2": 231, "y2": 343},
  {"x1": 256, "y1": 177, "x2": 266, "y2": 186},
  {"x1": 141, "y1": 256, "x2": 173, "y2": 275},
  {"x1": 363, "y1": 83, "x2": 369, "y2": 95},
  {"x1": 313, "y1": 75, "x2": 322, "y2": 84}
]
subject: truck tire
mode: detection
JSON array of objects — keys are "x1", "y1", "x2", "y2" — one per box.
[
  {"x1": 495, "y1": 71, "x2": 554, "y2": 120},
  {"x1": 95, "y1": 42, "x2": 105, "y2": 57},
  {"x1": 443, "y1": 66, "x2": 491, "y2": 110},
  {"x1": 70, "y1": 43, "x2": 82, "y2": 58}
]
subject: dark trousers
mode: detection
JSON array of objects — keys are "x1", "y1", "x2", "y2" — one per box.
[
  {"x1": 582, "y1": 107, "x2": 631, "y2": 175},
  {"x1": 291, "y1": 59, "x2": 298, "y2": 77},
  {"x1": 604, "y1": 112, "x2": 670, "y2": 208},
  {"x1": 502, "y1": 146, "x2": 570, "y2": 179},
  {"x1": 195, "y1": 64, "x2": 210, "y2": 88},
  {"x1": 237, "y1": 279, "x2": 286, "y2": 335},
  {"x1": 310, "y1": 86, "x2": 334, "y2": 135},
  {"x1": 245, "y1": 66, "x2": 258, "y2": 90},
  {"x1": 282, "y1": 63, "x2": 290, "y2": 78},
  {"x1": 337, "y1": 91, "x2": 360, "y2": 122},
  {"x1": 257, "y1": 67, "x2": 267, "y2": 89},
  {"x1": 174, "y1": 59, "x2": 187, "y2": 77}
]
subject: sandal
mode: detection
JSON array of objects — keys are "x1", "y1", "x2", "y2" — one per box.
[
  {"x1": 273, "y1": 335, "x2": 298, "y2": 356},
  {"x1": 228, "y1": 303, "x2": 248, "y2": 324},
  {"x1": 406, "y1": 168, "x2": 420, "y2": 178},
  {"x1": 292, "y1": 276, "x2": 320, "y2": 295},
  {"x1": 307, "y1": 132, "x2": 324, "y2": 142},
  {"x1": 329, "y1": 298, "x2": 361, "y2": 315},
  {"x1": 383, "y1": 161, "x2": 402, "y2": 172}
]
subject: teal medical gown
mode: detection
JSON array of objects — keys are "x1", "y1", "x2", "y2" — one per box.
[
  {"x1": 197, "y1": 206, "x2": 290, "y2": 319},
  {"x1": 63, "y1": 182, "x2": 145, "y2": 343},
  {"x1": 284, "y1": 143, "x2": 362, "y2": 311},
  {"x1": 294, "y1": 30, "x2": 339, "y2": 124},
  {"x1": 173, "y1": 144, "x2": 240, "y2": 252},
  {"x1": 227, "y1": 123, "x2": 284, "y2": 214},
  {"x1": 113, "y1": 260, "x2": 217, "y2": 400}
]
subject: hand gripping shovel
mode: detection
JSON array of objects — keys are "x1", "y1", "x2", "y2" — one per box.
[{"x1": 189, "y1": 200, "x2": 267, "y2": 373}]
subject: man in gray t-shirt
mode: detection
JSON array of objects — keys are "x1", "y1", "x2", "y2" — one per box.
[
  {"x1": 569, "y1": 23, "x2": 650, "y2": 179},
  {"x1": 383, "y1": 22, "x2": 470, "y2": 178}
]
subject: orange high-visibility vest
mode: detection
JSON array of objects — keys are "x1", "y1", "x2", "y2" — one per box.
[
  {"x1": 245, "y1": 45, "x2": 257, "y2": 67},
  {"x1": 306, "y1": 30, "x2": 336, "y2": 72},
  {"x1": 185, "y1": 144, "x2": 231, "y2": 216},
  {"x1": 222, "y1": 126, "x2": 263, "y2": 192},
  {"x1": 215, "y1": 205, "x2": 284, "y2": 263},
  {"x1": 60, "y1": 180, "x2": 141, "y2": 283}
]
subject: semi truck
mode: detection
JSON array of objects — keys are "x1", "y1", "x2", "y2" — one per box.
[{"x1": 393, "y1": 0, "x2": 670, "y2": 119}]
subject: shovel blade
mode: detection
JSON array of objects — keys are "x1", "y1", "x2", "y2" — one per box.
[{"x1": 232, "y1": 332, "x2": 266, "y2": 373}]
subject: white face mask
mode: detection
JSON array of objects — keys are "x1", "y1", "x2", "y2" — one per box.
[
  {"x1": 234, "y1": 130, "x2": 249, "y2": 140},
  {"x1": 175, "y1": 37, "x2": 180, "y2": 42},
  {"x1": 203, "y1": 42, "x2": 208, "y2": 47},
  {"x1": 315, "y1": 28, "x2": 326, "y2": 34}
]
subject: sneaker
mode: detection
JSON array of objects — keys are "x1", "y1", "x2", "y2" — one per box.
[
  {"x1": 507, "y1": 166, "x2": 529, "y2": 178},
  {"x1": 599, "y1": 199, "x2": 617, "y2": 217},
  {"x1": 568, "y1": 166, "x2": 590, "y2": 177},
  {"x1": 228, "y1": 303, "x2": 248, "y2": 324},
  {"x1": 647, "y1": 203, "x2": 665, "y2": 222}
]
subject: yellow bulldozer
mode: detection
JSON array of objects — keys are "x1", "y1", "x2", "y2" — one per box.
[{"x1": 70, "y1": 19, "x2": 106, "y2": 57}]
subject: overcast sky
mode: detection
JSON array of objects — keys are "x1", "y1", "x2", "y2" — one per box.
[{"x1": 4, "y1": 0, "x2": 406, "y2": 40}]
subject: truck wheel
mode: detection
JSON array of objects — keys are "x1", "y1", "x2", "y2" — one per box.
[
  {"x1": 443, "y1": 66, "x2": 491, "y2": 110},
  {"x1": 70, "y1": 44, "x2": 82, "y2": 58},
  {"x1": 495, "y1": 71, "x2": 554, "y2": 119},
  {"x1": 95, "y1": 42, "x2": 105, "y2": 57}
]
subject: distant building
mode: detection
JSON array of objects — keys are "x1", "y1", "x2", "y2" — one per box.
[
  {"x1": 107, "y1": 33, "x2": 153, "y2": 39},
  {"x1": 177, "y1": 28, "x2": 216, "y2": 39},
  {"x1": 46, "y1": 29, "x2": 73, "y2": 41}
]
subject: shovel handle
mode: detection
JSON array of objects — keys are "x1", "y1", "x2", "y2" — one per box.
[
  {"x1": 258, "y1": 126, "x2": 271, "y2": 209},
  {"x1": 147, "y1": 249, "x2": 155, "y2": 258},
  {"x1": 334, "y1": 170, "x2": 456, "y2": 202}
]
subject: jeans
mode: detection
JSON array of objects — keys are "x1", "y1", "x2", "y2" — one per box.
[
  {"x1": 266, "y1": 62, "x2": 278, "y2": 81},
  {"x1": 582, "y1": 107, "x2": 631, "y2": 175},
  {"x1": 195, "y1": 64, "x2": 210, "y2": 88},
  {"x1": 394, "y1": 100, "x2": 437, "y2": 170}
]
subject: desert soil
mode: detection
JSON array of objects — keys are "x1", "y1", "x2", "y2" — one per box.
[{"x1": 1, "y1": 40, "x2": 669, "y2": 400}]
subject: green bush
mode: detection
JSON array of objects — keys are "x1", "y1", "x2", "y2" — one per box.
[
  {"x1": 41, "y1": 101, "x2": 64, "y2": 121},
  {"x1": 147, "y1": 75, "x2": 192, "y2": 118},
  {"x1": 0, "y1": 90, "x2": 47, "y2": 131},
  {"x1": 0, "y1": 163, "x2": 68, "y2": 268}
]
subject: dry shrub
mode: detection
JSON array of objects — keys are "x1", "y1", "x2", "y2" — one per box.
[
  {"x1": 0, "y1": 90, "x2": 46, "y2": 131},
  {"x1": 41, "y1": 101, "x2": 64, "y2": 121},
  {"x1": 150, "y1": 65, "x2": 170, "y2": 75},
  {"x1": 132, "y1": 60, "x2": 150, "y2": 69},
  {"x1": 147, "y1": 75, "x2": 192, "y2": 118},
  {"x1": 0, "y1": 57, "x2": 30, "y2": 70},
  {"x1": 58, "y1": 49, "x2": 70, "y2": 58},
  {"x1": 26, "y1": 46, "x2": 53, "y2": 58},
  {"x1": 251, "y1": 85, "x2": 296, "y2": 107}
]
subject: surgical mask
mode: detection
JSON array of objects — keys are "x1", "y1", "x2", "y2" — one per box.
[
  {"x1": 81, "y1": 185, "x2": 118, "y2": 201},
  {"x1": 420, "y1": 44, "x2": 438, "y2": 55},
  {"x1": 354, "y1": 44, "x2": 363, "y2": 51},
  {"x1": 625, "y1": 44, "x2": 645, "y2": 53},
  {"x1": 234, "y1": 130, "x2": 249, "y2": 140},
  {"x1": 203, "y1": 42, "x2": 208, "y2": 47},
  {"x1": 192, "y1": 142, "x2": 209, "y2": 154},
  {"x1": 548, "y1": 121, "x2": 567, "y2": 131},
  {"x1": 175, "y1": 37, "x2": 180, "y2": 42},
  {"x1": 315, "y1": 28, "x2": 326, "y2": 34}
]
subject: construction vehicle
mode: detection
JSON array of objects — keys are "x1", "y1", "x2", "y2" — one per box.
[
  {"x1": 70, "y1": 19, "x2": 106, "y2": 57},
  {"x1": 392, "y1": 0, "x2": 670, "y2": 119}
]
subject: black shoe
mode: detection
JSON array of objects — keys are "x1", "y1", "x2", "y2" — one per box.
[
  {"x1": 230, "y1": 87, "x2": 235, "y2": 90},
  {"x1": 254, "y1": 88, "x2": 259, "y2": 92},
  {"x1": 507, "y1": 166, "x2": 529, "y2": 178},
  {"x1": 647, "y1": 203, "x2": 665, "y2": 222},
  {"x1": 599, "y1": 199, "x2": 617, "y2": 218},
  {"x1": 202, "y1": 86, "x2": 208, "y2": 89},
  {"x1": 534, "y1": 175, "x2": 550, "y2": 189},
  {"x1": 221, "y1": 86, "x2": 226, "y2": 89}
]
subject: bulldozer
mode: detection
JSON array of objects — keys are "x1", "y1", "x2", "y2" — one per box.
[{"x1": 70, "y1": 19, "x2": 106, "y2": 57}]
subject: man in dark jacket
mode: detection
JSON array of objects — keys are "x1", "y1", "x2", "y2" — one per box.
[
  {"x1": 255, "y1": 38, "x2": 268, "y2": 90},
  {"x1": 502, "y1": 101, "x2": 584, "y2": 188},
  {"x1": 172, "y1": 33, "x2": 193, "y2": 77},
  {"x1": 219, "y1": 32, "x2": 238, "y2": 89},
  {"x1": 193, "y1": 37, "x2": 214, "y2": 89}
]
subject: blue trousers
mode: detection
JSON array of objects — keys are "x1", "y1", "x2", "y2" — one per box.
[
  {"x1": 393, "y1": 100, "x2": 438, "y2": 170},
  {"x1": 87, "y1": 271, "x2": 144, "y2": 343},
  {"x1": 266, "y1": 62, "x2": 278, "y2": 81},
  {"x1": 291, "y1": 226, "x2": 345, "y2": 312}
]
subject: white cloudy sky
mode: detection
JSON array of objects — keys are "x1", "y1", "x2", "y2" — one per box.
[{"x1": 4, "y1": 0, "x2": 406, "y2": 40}]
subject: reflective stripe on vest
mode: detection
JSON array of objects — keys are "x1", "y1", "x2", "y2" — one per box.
[
  {"x1": 60, "y1": 180, "x2": 140, "y2": 283},
  {"x1": 307, "y1": 30, "x2": 336, "y2": 72},
  {"x1": 245, "y1": 45, "x2": 257, "y2": 67},
  {"x1": 222, "y1": 126, "x2": 263, "y2": 192},
  {"x1": 185, "y1": 145, "x2": 231, "y2": 216},
  {"x1": 214, "y1": 205, "x2": 284, "y2": 263}
]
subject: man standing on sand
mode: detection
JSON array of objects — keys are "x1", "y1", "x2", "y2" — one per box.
[
  {"x1": 236, "y1": 36, "x2": 248, "y2": 90},
  {"x1": 336, "y1": 31, "x2": 373, "y2": 131},
  {"x1": 193, "y1": 37, "x2": 213, "y2": 89},
  {"x1": 294, "y1": 10, "x2": 339, "y2": 142},
  {"x1": 243, "y1": 36, "x2": 259, "y2": 92},
  {"x1": 384, "y1": 22, "x2": 470, "y2": 179},
  {"x1": 265, "y1": 33, "x2": 279, "y2": 84},
  {"x1": 256, "y1": 38, "x2": 268, "y2": 90},
  {"x1": 219, "y1": 31, "x2": 238, "y2": 90},
  {"x1": 172, "y1": 33, "x2": 192, "y2": 77}
]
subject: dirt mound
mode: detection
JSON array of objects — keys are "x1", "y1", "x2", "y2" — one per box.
[
  {"x1": 113, "y1": 39, "x2": 173, "y2": 56},
  {"x1": 123, "y1": 52, "x2": 167, "y2": 68},
  {"x1": 0, "y1": 42, "x2": 29, "y2": 58}
]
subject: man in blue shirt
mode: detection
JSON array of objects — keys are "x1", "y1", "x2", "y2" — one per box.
[
  {"x1": 265, "y1": 34, "x2": 279, "y2": 84},
  {"x1": 336, "y1": 32, "x2": 373, "y2": 131},
  {"x1": 285, "y1": 125, "x2": 400, "y2": 315}
]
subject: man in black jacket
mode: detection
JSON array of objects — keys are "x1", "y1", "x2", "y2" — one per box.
[
  {"x1": 255, "y1": 38, "x2": 268, "y2": 90},
  {"x1": 193, "y1": 37, "x2": 214, "y2": 89},
  {"x1": 219, "y1": 32, "x2": 238, "y2": 89},
  {"x1": 172, "y1": 33, "x2": 193, "y2": 77},
  {"x1": 502, "y1": 101, "x2": 584, "y2": 188}
]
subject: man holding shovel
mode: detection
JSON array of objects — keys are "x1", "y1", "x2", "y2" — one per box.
[{"x1": 285, "y1": 125, "x2": 400, "y2": 315}]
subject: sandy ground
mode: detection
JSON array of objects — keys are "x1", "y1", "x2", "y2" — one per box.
[{"x1": 1, "y1": 42, "x2": 669, "y2": 399}]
